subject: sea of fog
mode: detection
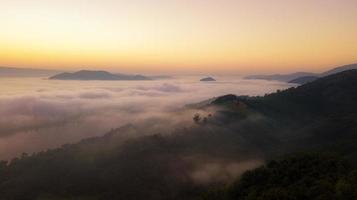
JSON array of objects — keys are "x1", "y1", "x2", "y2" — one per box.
[{"x1": 0, "y1": 76, "x2": 294, "y2": 160}]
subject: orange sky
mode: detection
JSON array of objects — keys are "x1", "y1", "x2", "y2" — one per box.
[{"x1": 0, "y1": 0, "x2": 357, "y2": 74}]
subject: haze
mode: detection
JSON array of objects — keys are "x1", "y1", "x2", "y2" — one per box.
[
  {"x1": 1, "y1": 0, "x2": 357, "y2": 74},
  {"x1": 0, "y1": 76, "x2": 291, "y2": 160}
]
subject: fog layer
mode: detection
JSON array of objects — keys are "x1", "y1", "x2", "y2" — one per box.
[{"x1": 0, "y1": 76, "x2": 292, "y2": 160}]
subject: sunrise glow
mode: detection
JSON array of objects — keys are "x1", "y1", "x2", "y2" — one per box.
[{"x1": 1, "y1": 0, "x2": 357, "y2": 73}]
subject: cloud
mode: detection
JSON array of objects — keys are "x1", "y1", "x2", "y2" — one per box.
[
  {"x1": 190, "y1": 159, "x2": 262, "y2": 184},
  {"x1": 0, "y1": 77, "x2": 292, "y2": 160},
  {"x1": 79, "y1": 91, "x2": 113, "y2": 99},
  {"x1": 136, "y1": 83, "x2": 184, "y2": 93}
]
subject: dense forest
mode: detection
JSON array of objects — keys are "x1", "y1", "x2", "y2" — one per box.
[
  {"x1": 203, "y1": 152, "x2": 357, "y2": 200},
  {"x1": 1, "y1": 70, "x2": 357, "y2": 199}
]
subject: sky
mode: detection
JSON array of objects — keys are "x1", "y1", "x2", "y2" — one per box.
[{"x1": 0, "y1": 0, "x2": 357, "y2": 74}]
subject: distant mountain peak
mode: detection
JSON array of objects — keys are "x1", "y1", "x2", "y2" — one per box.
[
  {"x1": 49, "y1": 70, "x2": 151, "y2": 81},
  {"x1": 244, "y1": 72, "x2": 317, "y2": 82},
  {"x1": 244, "y1": 63, "x2": 357, "y2": 84},
  {"x1": 288, "y1": 76, "x2": 318, "y2": 84},
  {"x1": 321, "y1": 63, "x2": 357, "y2": 77},
  {"x1": 200, "y1": 77, "x2": 216, "y2": 81}
]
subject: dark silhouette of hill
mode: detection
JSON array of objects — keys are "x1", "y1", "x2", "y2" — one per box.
[
  {"x1": 200, "y1": 77, "x2": 216, "y2": 81},
  {"x1": 244, "y1": 72, "x2": 316, "y2": 82},
  {"x1": 209, "y1": 70, "x2": 357, "y2": 157},
  {"x1": 1, "y1": 70, "x2": 357, "y2": 199},
  {"x1": 322, "y1": 63, "x2": 357, "y2": 77},
  {"x1": 288, "y1": 75, "x2": 318, "y2": 84},
  {"x1": 50, "y1": 70, "x2": 151, "y2": 80},
  {"x1": 244, "y1": 63, "x2": 357, "y2": 84},
  {"x1": 249, "y1": 69, "x2": 357, "y2": 115}
]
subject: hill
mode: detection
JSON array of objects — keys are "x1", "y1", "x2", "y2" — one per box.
[
  {"x1": 200, "y1": 77, "x2": 216, "y2": 81},
  {"x1": 210, "y1": 70, "x2": 357, "y2": 157},
  {"x1": 321, "y1": 63, "x2": 357, "y2": 77},
  {"x1": 49, "y1": 70, "x2": 151, "y2": 80},
  {"x1": 288, "y1": 76, "x2": 318, "y2": 84},
  {"x1": 249, "y1": 69, "x2": 357, "y2": 115},
  {"x1": 244, "y1": 63, "x2": 357, "y2": 84},
  {"x1": 244, "y1": 72, "x2": 316, "y2": 82},
  {"x1": 203, "y1": 152, "x2": 357, "y2": 200}
]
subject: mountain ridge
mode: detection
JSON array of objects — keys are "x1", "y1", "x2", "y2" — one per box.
[
  {"x1": 245, "y1": 72, "x2": 317, "y2": 82},
  {"x1": 244, "y1": 63, "x2": 357, "y2": 83},
  {"x1": 200, "y1": 77, "x2": 216, "y2": 81},
  {"x1": 49, "y1": 70, "x2": 151, "y2": 80},
  {"x1": 288, "y1": 76, "x2": 318, "y2": 84}
]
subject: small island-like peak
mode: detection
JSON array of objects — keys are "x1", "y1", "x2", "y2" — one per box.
[{"x1": 200, "y1": 77, "x2": 216, "y2": 81}]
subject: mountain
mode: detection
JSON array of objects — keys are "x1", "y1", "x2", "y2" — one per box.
[
  {"x1": 1, "y1": 70, "x2": 357, "y2": 199},
  {"x1": 220, "y1": 70, "x2": 357, "y2": 119},
  {"x1": 288, "y1": 75, "x2": 319, "y2": 84},
  {"x1": 244, "y1": 63, "x2": 357, "y2": 84},
  {"x1": 244, "y1": 72, "x2": 317, "y2": 82},
  {"x1": 189, "y1": 69, "x2": 357, "y2": 155},
  {"x1": 321, "y1": 63, "x2": 357, "y2": 77},
  {"x1": 49, "y1": 70, "x2": 151, "y2": 80},
  {"x1": 0, "y1": 66, "x2": 60, "y2": 77},
  {"x1": 212, "y1": 70, "x2": 357, "y2": 155},
  {"x1": 200, "y1": 77, "x2": 216, "y2": 81}
]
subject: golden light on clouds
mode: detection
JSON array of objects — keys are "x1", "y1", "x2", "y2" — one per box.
[{"x1": 0, "y1": 0, "x2": 357, "y2": 73}]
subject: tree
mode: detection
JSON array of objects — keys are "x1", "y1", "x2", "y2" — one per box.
[{"x1": 193, "y1": 113, "x2": 201, "y2": 124}]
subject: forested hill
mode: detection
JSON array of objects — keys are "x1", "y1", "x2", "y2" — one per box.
[
  {"x1": 209, "y1": 70, "x2": 357, "y2": 160},
  {"x1": 202, "y1": 152, "x2": 357, "y2": 200},
  {"x1": 251, "y1": 69, "x2": 357, "y2": 116}
]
